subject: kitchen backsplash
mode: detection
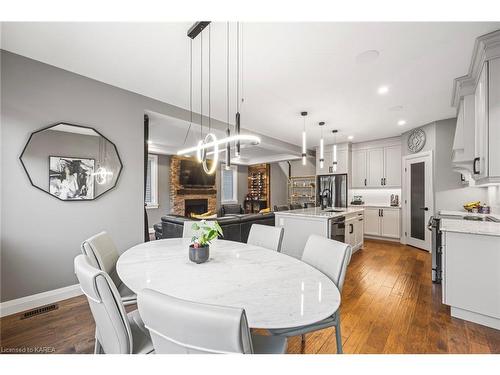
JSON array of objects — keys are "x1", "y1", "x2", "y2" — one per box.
[{"x1": 349, "y1": 188, "x2": 402, "y2": 206}]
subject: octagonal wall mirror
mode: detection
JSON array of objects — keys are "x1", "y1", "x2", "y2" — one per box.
[{"x1": 20, "y1": 123, "x2": 123, "y2": 201}]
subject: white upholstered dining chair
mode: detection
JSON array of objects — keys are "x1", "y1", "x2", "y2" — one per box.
[
  {"x1": 81, "y1": 231, "x2": 136, "y2": 305},
  {"x1": 138, "y1": 288, "x2": 288, "y2": 354},
  {"x1": 269, "y1": 234, "x2": 352, "y2": 354},
  {"x1": 246, "y1": 224, "x2": 284, "y2": 252},
  {"x1": 74, "y1": 254, "x2": 153, "y2": 354}
]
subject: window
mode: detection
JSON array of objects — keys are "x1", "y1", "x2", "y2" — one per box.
[
  {"x1": 221, "y1": 165, "x2": 238, "y2": 203},
  {"x1": 145, "y1": 154, "x2": 158, "y2": 208}
]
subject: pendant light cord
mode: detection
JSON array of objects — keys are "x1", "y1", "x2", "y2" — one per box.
[
  {"x1": 227, "y1": 22, "x2": 230, "y2": 128},
  {"x1": 183, "y1": 39, "x2": 193, "y2": 145},
  {"x1": 236, "y1": 22, "x2": 240, "y2": 113},
  {"x1": 208, "y1": 23, "x2": 211, "y2": 133},
  {"x1": 200, "y1": 32, "x2": 203, "y2": 139}
]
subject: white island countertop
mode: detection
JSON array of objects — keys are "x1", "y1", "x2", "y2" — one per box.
[{"x1": 273, "y1": 206, "x2": 364, "y2": 220}]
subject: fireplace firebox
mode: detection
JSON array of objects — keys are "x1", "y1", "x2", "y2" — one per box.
[{"x1": 184, "y1": 199, "x2": 208, "y2": 217}]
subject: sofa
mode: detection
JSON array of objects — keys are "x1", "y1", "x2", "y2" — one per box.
[{"x1": 156, "y1": 212, "x2": 275, "y2": 243}]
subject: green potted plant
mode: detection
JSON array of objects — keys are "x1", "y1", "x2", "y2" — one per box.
[{"x1": 189, "y1": 220, "x2": 223, "y2": 264}]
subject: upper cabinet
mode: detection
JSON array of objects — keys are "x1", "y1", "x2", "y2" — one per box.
[
  {"x1": 316, "y1": 143, "x2": 350, "y2": 175},
  {"x1": 351, "y1": 139, "x2": 401, "y2": 188},
  {"x1": 451, "y1": 30, "x2": 500, "y2": 185}
]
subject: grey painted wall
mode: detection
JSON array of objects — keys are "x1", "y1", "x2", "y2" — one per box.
[
  {"x1": 401, "y1": 119, "x2": 487, "y2": 213},
  {"x1": 290, "y1": 158, "x2": 315, "y2": 176},
  {"x1": 146, "y1": 154, "x2": 170, "y2": 226},
  {"x1": 0, "y1": 51, "x2": 212, "y2": 302},
  {"x1": 270, "y1": 162, "x2": 289, "y2": 208}
]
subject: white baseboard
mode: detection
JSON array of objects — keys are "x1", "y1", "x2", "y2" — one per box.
[{"x1": 0, "y1": 284, "x2": 83, "y2": 318}]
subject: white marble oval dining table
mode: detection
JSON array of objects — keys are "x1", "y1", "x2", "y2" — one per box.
[{"x1": 116, "y1": 238, "x2": 340, "y2": 330}]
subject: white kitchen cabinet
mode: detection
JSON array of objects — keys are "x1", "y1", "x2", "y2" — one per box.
[
  {"x1": 380, "y1": 208, "x2": 400, "y2": 238},
  {"x1": 353, "y1": 214, "x2": 364, "y2": 251},
  {"x1": 442, "y1": 230, "x2": 500, "y2": 329},
  {"x1": 363, "y1": 207, "x2": 380, "y2": 236},
  {"x1": 351, "y1": 149, "x2": 367, "y2": 188},
  {"x1": 363, "y1": 207, "x2": 400, "y2": 239},
  {"x1": 351, "y1": 142, "x2": 401, "y2": 188},
  {"x1": 345, "y1": 213, "x2": 364, "y2": 252},
  {"x1": 316, "y1": 145, "x2": 349, "y2": 175},
  {"x1": 383, "y1": 145, "x2": 402, "y2": 187},
  {"x1": 452, "y1": 31, "x2": 500, "y2": 185},
  {"x1": 367, "y1": 148, "x2": 384, "y2": 187},
  {"x1": 474, "y1": 62, "x2": 488, "y2": 179}
]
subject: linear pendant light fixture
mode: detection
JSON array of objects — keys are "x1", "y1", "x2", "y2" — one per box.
[
  {"x1": 332, "y1": 129, "x2": 338, "y2": 172},
  {"x1": 235, "y1": 22, "x2": 241, "y2": 158},
  {"x1": 178, "y1": 21, "x2": 260, "y2": 174},
  {"x1": 318, "y1": 121, "x2": 325, "y2": 169},
  {"x1": 301, "y1": 111, "x2": 308, "y2": 165}
]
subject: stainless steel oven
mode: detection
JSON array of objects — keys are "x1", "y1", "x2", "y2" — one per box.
[
  {"x1": 428, "y1": 216, "x2": 442, "y2": 283},
  {"x1": 330, "y1": 216, "x2": 346, "y2": 243}
]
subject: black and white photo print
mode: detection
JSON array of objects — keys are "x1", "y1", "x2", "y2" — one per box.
[{"x1": 49, "y1": 156, "x2": 95, "y2": 200}]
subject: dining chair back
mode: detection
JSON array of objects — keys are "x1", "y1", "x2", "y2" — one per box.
[
  {"x1": 182, "y1": 220, "x2": 220, "y2": 240},
  {"x1": 81, "y1": 231, "x2": 121, "y2": 287},
  {"x1": 138, "y1": 288, "x2": 253, "y2": 354},
  {"x1": 247, "y1": 224, "x2": 284, "y2": 252},
  {"x1": 74, "y1": 254, "x2": 134, "y2": 354},
  {"x1": 301, "y1": 234, "x2": 352, "y2": 292},
  {"x1": 81, "y1": 231, "x2": 136, "y2": 305}
]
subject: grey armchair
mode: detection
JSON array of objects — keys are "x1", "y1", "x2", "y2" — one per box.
[
  {"x1": 74, "y1": 254, "x2": 153, "y2": 354},
  {"x1": 138, "y1": 288, "x2": 287, "y2": 354},
  {"x1": 81, "y1": 231, "x2": 136, "y2": 306},
  {"x1": 269, "y1": 234, "x2": 352, "y2": 353},
  {"x1": 247, "y1": 224, "x2": 284, "y2": 252}
]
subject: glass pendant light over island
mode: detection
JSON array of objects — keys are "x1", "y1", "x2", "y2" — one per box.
[
  {"x1": 301, "y1": 111, "x2": 308, "y2": 165},
  {"x1": 332, "y1": 129, "x2": 338, "y2": 172},
  {"x1": 318, "y1": 121, "x2": 325, "y2": 169}
]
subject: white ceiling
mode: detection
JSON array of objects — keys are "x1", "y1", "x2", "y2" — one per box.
[
  {"x1": 147, "y1": 111, "x2": 300, "y2": 165},
  {"x1": 2, "y1": 22, "x2": 500, "y2": 146}
]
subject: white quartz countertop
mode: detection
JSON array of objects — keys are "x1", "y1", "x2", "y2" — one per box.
[
  {"x1": 440, "y1": 218, "x2": 500, "y2": 237},
  {"x1": 349, "y1": 204, "x2": 401, "y2": 209},
  {"x1": 274, "y1": 206, "x2": 364, "y2": 219}
]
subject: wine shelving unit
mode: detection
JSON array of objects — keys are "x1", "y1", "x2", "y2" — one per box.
[{"x1": 288, "y1": 175, "x2": 316, "y2": 206}]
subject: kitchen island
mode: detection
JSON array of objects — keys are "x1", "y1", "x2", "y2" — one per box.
[
  {"x1": 440, "y1": 215, "x2": 500, "y2": 329},
  {"x1": 274, "y1": 206, "x2": 365, "y2": 259}
]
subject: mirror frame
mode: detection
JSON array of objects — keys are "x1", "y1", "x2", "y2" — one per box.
[{"x1": 19, "y1": 122, "x2": 123, "y2": 202}]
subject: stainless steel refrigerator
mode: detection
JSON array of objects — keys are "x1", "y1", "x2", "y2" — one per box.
[{"x1": 317, "y1": 174, "x2": 348, "y2": 209}]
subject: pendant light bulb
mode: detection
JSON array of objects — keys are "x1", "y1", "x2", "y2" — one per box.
[
  {"x1": 332, "y1": 129, "x2": 338, "y2": 172},
  {"x1": 319, "y1": 121, "x2": 325, "y2": 169},
  {"x1": 301, "y1": 111, "x2": 308, "y2": 166}
]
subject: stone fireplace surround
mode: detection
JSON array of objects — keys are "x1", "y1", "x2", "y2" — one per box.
[{"x1": 169, "y1": 156, "x2": 217, "y2": 217}]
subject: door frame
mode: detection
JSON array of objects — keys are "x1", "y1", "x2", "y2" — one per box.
[{"x1": 401, "y1": 150, "x2": 434, "y2": 251}]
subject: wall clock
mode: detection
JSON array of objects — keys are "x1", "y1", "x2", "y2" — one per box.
[{"x1": 407, "y1": 128, "x2": 426, "y2": 153}]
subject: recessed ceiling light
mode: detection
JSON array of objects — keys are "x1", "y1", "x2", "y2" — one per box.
[
  {"x1": 356, "y1": 50, "x2": 380, "y2": 64},
  {"x1": 397, "y1": 120, "x2": 407, "y2": 126},
  {"x1": 377, "y1": 85, "x2": 389, "y2": 95},
  {"x1": 348, "y1": 135, "x2": 354, "y2": 140}
]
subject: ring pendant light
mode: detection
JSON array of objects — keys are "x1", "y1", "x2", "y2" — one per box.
[{"x1": 179, "y1": 22, "x2": 260, "y2": 174}]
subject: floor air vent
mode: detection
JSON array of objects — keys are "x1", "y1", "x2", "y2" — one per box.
[{"x1": 21, "y1": 304, "x2": 58, "y2": 319}]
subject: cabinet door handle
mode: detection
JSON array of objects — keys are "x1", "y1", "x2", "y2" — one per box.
[
  {"x1": 364, "y1": 178, "x2": 367, "y2": 186},
  {"x1": 381, "y1": 178, "x2": 383, "y2": 185},
  {"x1": 383, "y1": 177, "x2": 386, "y2": 185},
  {"x1": 473, "y1": 157, "x2": 480, "y2": 175},
  {"x1": 378, "y1": 209, "x2": 381, "y2": 217},
  {"x1": 381, "y1": 209, "x2": 384, "y2": 217},
  {"x1": 349, "y1": 223, "x2": 354, "y2": 234}
]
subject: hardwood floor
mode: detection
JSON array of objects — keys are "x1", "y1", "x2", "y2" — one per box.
[{"x1": 1, "y1": 240, "x2": 499, "y2": 354}]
